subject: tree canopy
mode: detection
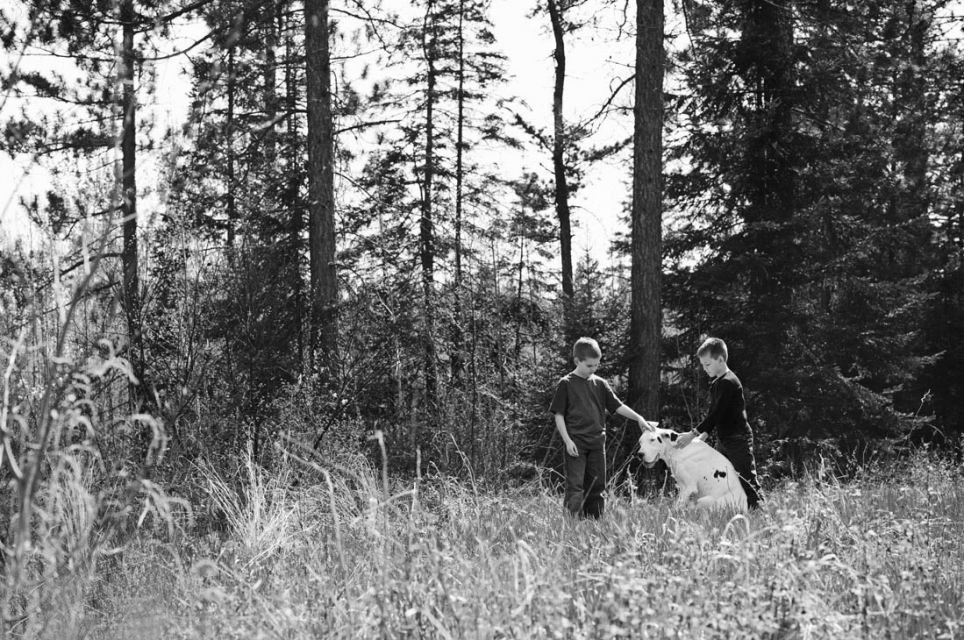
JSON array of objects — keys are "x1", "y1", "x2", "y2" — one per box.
[{"x1": 2, "y1": 0, "x2": 963, "y2": 487}]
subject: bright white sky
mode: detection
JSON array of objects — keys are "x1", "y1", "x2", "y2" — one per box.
[
  {"x1": 0, "y1": 0, "x2": 667, "y2": 265},
  {"x1": 490, "y1": 1, "x2": 642, "y2": 264}
]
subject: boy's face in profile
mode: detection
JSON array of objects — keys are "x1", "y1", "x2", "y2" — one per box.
[
  {"x1": 699, "y1": 354, "x2": 727, "y2": 379},
  {"x1": 574, "y1": 356, "x2": 600, "y2": 378}
]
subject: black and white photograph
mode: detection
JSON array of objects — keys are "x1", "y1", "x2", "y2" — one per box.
[{"x1": 1, "y1": 0, "x2": 963, "y2": 637}]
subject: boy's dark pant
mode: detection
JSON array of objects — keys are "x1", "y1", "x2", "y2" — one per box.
[
  {"x1": 564, "y1": 444, "x2": 606, "y2": 518},
  {"x1": 718, "y1": 436, "x2": 763, "y2": 508}
]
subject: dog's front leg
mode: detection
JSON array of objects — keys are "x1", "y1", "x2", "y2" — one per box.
[{"x1": 675, "y1": 483, "x2": 697, "y2": 507}]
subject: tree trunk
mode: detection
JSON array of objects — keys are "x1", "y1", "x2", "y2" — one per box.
[
  {"x1": 284, "y1": 5, "x2": 305, "y2": 371},
  {"x1": 305, "y1": 0, "x2": 338, "y2": 372},
  {"x1": 515, "y1": 200, "x2": 526, "y2": 364},
  {"x1": 250, "y1": 2, "x2": 281, "y2": 462},
  {"x1": 226, "y1": 46, "x2": 237, "y2": 255},
  {"x1": 547, "y1": 0, "x2": 574, "y2": 324},
  {"x1": 119, "y1": 0, "x2": 144, "y2": 407},
  {"x1": 263, "y1": 4, "x2": 278, "y2": 164},
  {"x1": 420, "y1": 0, "x2": 440, "y2": 407},
  {"x1": 452, "y1": 0, "x2": 466, "y2": 384},
  {"x1": 628, "y1": 0, "x2": 664, "y2": 419}
]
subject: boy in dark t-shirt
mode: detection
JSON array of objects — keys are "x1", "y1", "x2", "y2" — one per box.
[
  {"x1": 549, "y1": 337, "x2": 657, "y2": 518},
  {"x1": 677, "y1": 337, "x2": 764, "y2": 509}
]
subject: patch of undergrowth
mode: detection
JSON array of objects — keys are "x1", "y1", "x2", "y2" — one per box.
[{"x1": 79, "y1": 445, "x2": 964, "y2": 639}]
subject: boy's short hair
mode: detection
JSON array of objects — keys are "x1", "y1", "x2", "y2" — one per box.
[
  {"x1": 697, "y1": 337, "x2": 728, "y2": 361},
  {"x1": 573, "y1": 337, "x2": 602, "y2": 361}
]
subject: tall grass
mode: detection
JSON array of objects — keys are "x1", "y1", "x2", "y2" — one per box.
[
  {"x1": 85, "y1": 442, "x2": 963, "y2": 639},
  {"x1": 0, "y1": 340, "x2": 186, "y2": 639},
  {"x1": 0, "y1": 224, "x2": 186, "y2": 639}
]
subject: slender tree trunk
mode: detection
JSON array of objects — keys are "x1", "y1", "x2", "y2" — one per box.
[
  {"x1": 547, "y1": 0, "x2": 574, "y2": 324},
  {"x1": 305, "y1": 0, "x2": 338, "y2": 372},
  {"x1": 119, "y1": 0, "x2": 144, "y2": 406},
  {"x1": 284, "y1": 5, "x2": 305, "y2": 371},
  {"x1": 249, "y1": 2, "x2": 281, "y2": 461},
  {"x1": 515, "y1": 200, "x2": 526, "y2": 364},
  {"x1": 452, "y1": 0, "x2": 466, "y2": 383},
  {"x1": 628, "y1": 0, "x2": 664, "y2": 418},
  {"x1": 226, "y1": 46, "x2": 237, "y2": 255},
  {"x1": 264, "y1": 4, "x2": 278, "y2": 164},
  {"x1": 420, "y1": 0, "x2": 440, "y2": 407}
]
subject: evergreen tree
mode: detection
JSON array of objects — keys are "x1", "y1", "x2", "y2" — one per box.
[
  {"x1": 665, "y1": 0, "x2": 952, "y2": 448},
  {"x1": 546, "y1": 0, "x2": 577, "y2": 333},
  {"x1": 916, "y1": 6, "x2": 964, "y2": 437},
  {"x1": 2, "y1": 0, "x2": 192, "y2": 409},
  {"x1": 349, "y1": 0, "x2": 513, "y2": 415},
  {"x1": 628, "y1": 0, "x2": 664, "y2": 419},
  {"x1": 306, "y1": 0, "x2": 338, "y2": 373},
  {"x1": 154, "y1": 0, "x2": 308, "y2": 460}
]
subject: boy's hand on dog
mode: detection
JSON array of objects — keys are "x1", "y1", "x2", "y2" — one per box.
[{"x1": 676, "y1": 430, "x2": 703, "y2": 448}]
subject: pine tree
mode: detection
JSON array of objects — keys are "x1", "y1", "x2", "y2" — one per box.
[
  {"x1": 914, "y1": 3, "x2": 964, "y2": 437},
  {"x1": 665, "y1": 0, "x2": 949, "y2": 445},
  {"x1": 1, "y1": 0, "x2": 207, "y2": 410},
  {"x1": 154, "y1": 0, "x2": 310, "y2": 460},
  {"x1": 628, "y1": 0, "x2": 664, "y2": 419},
  {"x1": 306, "y1": 0, "x2": 338, "y2": 373},
  {"x1": 546, "y1": 0, "x2": 576, "y2": 327},
  {"x1": 350, "y1": 0, "x2": 512, "y2": 413}
]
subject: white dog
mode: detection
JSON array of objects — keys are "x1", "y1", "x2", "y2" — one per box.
[{"x1": 638, "y1": 428, "x2": 748, "y2": 511}]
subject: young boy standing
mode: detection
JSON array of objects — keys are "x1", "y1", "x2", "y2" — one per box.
[
  {"x1": 677, "y1": 337, "x2": 764, "y2": 509},
  {"x1": 549, "y1": 337, "x2": 656, "y2": 519}
]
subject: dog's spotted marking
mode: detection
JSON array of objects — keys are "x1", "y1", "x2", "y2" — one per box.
[{"x1": 713, "y1": 469, "x2": 727, "y2": 478}]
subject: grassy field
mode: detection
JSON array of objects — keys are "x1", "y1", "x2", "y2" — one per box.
[{"x1": 19, "y1": 448, "x2": 964, "y2": 639}]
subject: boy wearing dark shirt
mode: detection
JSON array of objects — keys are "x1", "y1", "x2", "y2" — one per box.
[
  {"x1": 549, "y1": 337, "x2": 656, "y2": 518},
  {"x1": 677, "y1": 337, "x2": 764, "y2": 509}
]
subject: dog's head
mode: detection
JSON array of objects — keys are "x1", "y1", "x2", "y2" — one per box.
[{"x1": 637, "y1": 428, "x2": 679, "y2": 468}]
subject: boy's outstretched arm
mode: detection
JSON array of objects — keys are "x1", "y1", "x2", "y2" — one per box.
[
  {"x1": 676, "y1": 430, "x2": 707, "y2": 448},
  {"x1": 615, "y1": 405, "x2": 657, "y2": 432},
  {"x1": 678, "y1": 378, "x2": 736, "y2": 447}
]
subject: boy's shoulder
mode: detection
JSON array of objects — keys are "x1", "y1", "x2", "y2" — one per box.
[
  {"x1": 556, "y1": 372, "x2": 581, "y2": 385},
  {"x1": 556, "y1": 372, "x2": 608, "y2": 386},
  {"x1": 721, "y1": 369, "x2": 743, "y2": 388}
]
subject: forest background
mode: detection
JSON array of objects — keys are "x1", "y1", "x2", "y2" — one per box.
[{"x1": 1, "y1": 0, "x2": 964, "y2": 634}]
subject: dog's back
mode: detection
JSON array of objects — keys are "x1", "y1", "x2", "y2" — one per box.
[{"x1": 661, "y1": 434, "x2": 748, "y2": 511}]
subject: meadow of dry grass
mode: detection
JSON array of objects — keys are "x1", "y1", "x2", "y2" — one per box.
[{"x1": 26, "y1": 445, "x2": 949, "y2": 640}]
